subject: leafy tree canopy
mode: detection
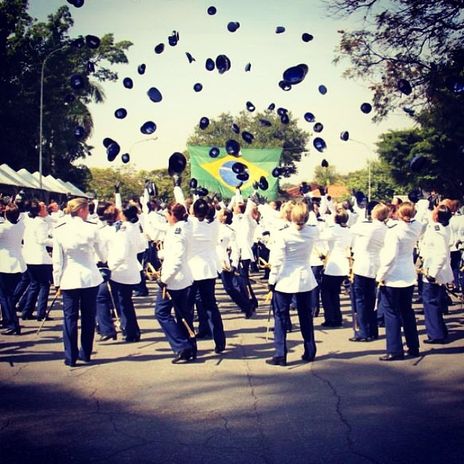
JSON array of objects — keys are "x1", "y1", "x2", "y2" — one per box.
[
  {"x1": 187, "y1": 110, "x2": 310, "y2": 177},
  {"x1": 331, "y1": 0, "x2": 464, "y2": 119},
  {"x1": 0, "y1": 1, "x2": 132, "y2": 189}
]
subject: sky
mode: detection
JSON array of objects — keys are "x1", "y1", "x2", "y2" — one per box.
[{"x1": 29, "y1": 0, "x2": 413, "y2": 181}]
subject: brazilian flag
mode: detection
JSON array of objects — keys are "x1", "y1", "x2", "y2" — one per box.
[{"x1": 188, "y1": 145, "x2": 282, "y2": 200}]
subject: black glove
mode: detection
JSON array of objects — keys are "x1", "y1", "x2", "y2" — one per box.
[
  {"x1": 268, "y1": 283, "x2": 275, "y2": 292},
  {"x1": 115, "y1": 181, "x2": 120, "y2": 193}
]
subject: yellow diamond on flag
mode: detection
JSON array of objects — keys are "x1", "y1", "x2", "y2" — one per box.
[{"x1": 200, "y1": 155, "x2": 268, "y2": 193}]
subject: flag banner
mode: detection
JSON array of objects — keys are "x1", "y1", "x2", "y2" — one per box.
[{"x1": 188, "y1": 145, "x2": 282, "y2": 200}]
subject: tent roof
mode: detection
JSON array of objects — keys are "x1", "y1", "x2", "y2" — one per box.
[{"x1": 0, "y1": 164, "x2": 37, "y2": 189}]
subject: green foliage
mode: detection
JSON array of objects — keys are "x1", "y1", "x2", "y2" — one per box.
[
  {"x1": 342, "y1": 159, "x2": 406, "y2": 202},
  {"x1": 313, "y1": 165, "x2": 341, "y2": 186},
  {"x1": 88, "y1": 167, "x2": 176, "y2": 203},
  {"x1": 332, "y1": 0, "x2": 464, "y2": 119},
  {"x1": 0, "y1": 1, "x2": 132, "y2": 189},
  {"x1": 187, "y1": 111, "x2": 309, "y2": 176}
]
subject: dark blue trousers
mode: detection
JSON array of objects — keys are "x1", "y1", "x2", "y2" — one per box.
[
  {"x1": 353, "y1": 274, "x2": 378, "y2": 339},
  {"x1": 0, "y1": 272, "x2": 21, "y2": 331},
  {"x1": 155, "y1": 286, "x2": 195, "y2": 354},
  {"x1": 423, "y1": 282, "x2": 448, "y2": 341},
  {"x1": 273, "y1": 290, "x2": 316, "y2": 359},
  {"x1": 450, "y1": 251, "x2": 462, "y2": 291},
  {"x1": 111, "y1": 281, "x2": 140, "y2": 341},
  {"x1": 189, "y1": 278, "x2": 226, "y2": 351},
  {"x1": 321, "y1": 274, "x2": 345, "y2": 325},
  {"x1": 239, "y1": 259, "x2": 257, "y2": 306},
  {"x1": 380, "y1": 285, "x2": 419, "y2": 355},
  {"x1": 62, "y1": 286, "x2": 98, "y2": 364},
  {"x1": 220, "y1": 270, "x2": 252, "y2": 313},
  {"x1": 23, "y1": 264, "x2": 52, "y2": 319},
  {"x1": 310, "y1": 265, "x2": 323, "y2": 316},
  {"x1": 96, "y1": 281, "x2": 117, "y2": 337},
  {"x1": 13, "y1": 271, "x2": 30, "y2": 311}
]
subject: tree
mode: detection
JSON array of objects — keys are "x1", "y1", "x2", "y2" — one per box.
[
  {"x1": 341, "y1": 159, "x2": 406, "y2": 201},
  {"x1": 377, "y1": 124, "x2": 464, "y2": 198},
  {"x1": 313, "y1": 165, "x2": 341, "y2": 187},
  {"x1": 0, "y1": 1, "x2": 132, "y2": 189},
  {"x1": 187, "y1": 110, "x2": 310, "y2": 176},
  {"x1": 331, "y1": 0, "x2": 464, "y2": 119},
  {"x1": 88, "y1": 167, "x2": 176, "y2": 203}
]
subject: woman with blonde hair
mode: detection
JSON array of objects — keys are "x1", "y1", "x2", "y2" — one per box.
[
  {"x1": 53, "y1": 198, "x2": 105, "y2": 366},
  {"x1": 267, "y1": 201, "x2": 320, "y2": 366},
  {"x1": 376, "y1": 202, "x2": 425, "y2": 361}
]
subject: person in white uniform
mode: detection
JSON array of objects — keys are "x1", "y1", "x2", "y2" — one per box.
[
  {"x1": 0, "y1": 202, "x2": 26, "y2": 335},
  {"x1": 420, "y1": 204, "x2": 453, "y2": 344},
  {"x1": 21, "y1": 200, "x2": 53, "y2": 321},
  {"x1": 267, "y1": 202, "x2": 320, "y2": 366},
  {"x1": 107, "y1": 204, "x2": 143, "y2": 342},
  {"x1": 156, "y1": 202, "x2": 196, "y2": 363},
  {"x1": 376, "y1": 202, "x2": 425, "y2": 361},
  {"x1": 53, "y1": 198, "x2": 105, "y2": 366}
]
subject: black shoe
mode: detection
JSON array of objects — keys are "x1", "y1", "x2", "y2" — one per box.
[
  {"x1": 125, "y1": 335, "x2": 141, "y2": 342},
  {"x1": 21, "y1": 314, "x2": 34, "y2": 320},
  {"x1": 172, "y1": 349, "x2": 194, "y2": 364},
  {"x1": 214, "y1": 346, "x2": 225, "y2": 354},
  {"x1": 37, "y1": 316, "x2": 53, "y2": 321},
  {"x1": 349, "y1": 336, "x2": 370, "y2": 342},
  {"x1": 266, "y1": 356, "x2": 287, "y2": 366},
  {"x1": 413, "y1": 298, "x2": 423, "y2": 304},
  {"x1": 423, "y1": 338, "x2": 447, "y2": 345},
  {"x1": 1, "y1": 328, "x2": 21, "y2": 335},
  {"x1": 99, "y1": 334, "x2": 117, "y2": 342},
  {"x1": 379, "y1": 353, "x2": 404, "y2": 361},
  {"x1": 301, "y1": 353, "x2": 315, "y2": 362},
  {"x1": 78, "y1": 355, "x2": 91, "y2": 363},
  {"x1": 406, "y1": 349, "x2": 420, "y2": 358},
  {"x1": 64, "y1": 360, "x2": 76, "y2": 367}
]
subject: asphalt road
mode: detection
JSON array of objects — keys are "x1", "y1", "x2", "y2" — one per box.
[{"x1": 1, "y1": 276, "x2": 464, "y2": 464}]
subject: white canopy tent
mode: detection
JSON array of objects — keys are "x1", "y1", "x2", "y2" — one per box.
[{"x1": 0, "y1": 164, "x2": 88, "y2": 198}]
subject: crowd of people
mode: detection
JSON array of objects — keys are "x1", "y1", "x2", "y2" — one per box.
[{"x1": 1, "y1": 183, "x2": 463, "y2": 367}]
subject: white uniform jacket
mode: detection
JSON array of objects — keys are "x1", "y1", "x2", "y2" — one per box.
[
  {"x1": 108, "y1": 221, "x2": 143, "y2": 285},
  {"x1": 351, "y1": 219, "x2": 388, "y2": 278},
  {"x1": 187, "y1": 217, "x2": 220, "y2": 280},
  {"x1": 52, "y1": 216, "x2": 105, "y2": 289},
  {"x1": 421, "y1": 222, "x2": 453, "y2": 285},
  {"x1": 217, "y1": 223, "x2": 240, "y2": 271},
  {"x1": 0, "y1": 219, "x2": 26, "y2": 274},
  {"x1": 231, "y1": 200, "x2": 257, "y2": 261},
  {"x1": 376, "y1": 220, "x2": 424, "y2": 287},
  {"x1": 320, "y1": 224, "x2": 353, "y2": 276},
  {"x1": 145, "y1": 210, "x2": 167, "y2": 242},
  {"x1": 22, "y1": 215, "x2": 53, "y2": 265},
  {"x1": 160, "y1": 220, "x2": 193, "y2": 290},
  {"x1": 269, "y1": 223, "x2": 319, "y2": 293}
]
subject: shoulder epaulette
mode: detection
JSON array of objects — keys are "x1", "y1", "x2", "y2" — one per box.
[
  {"x1": 278, "y1": 224, "x2": 290, "y2": 231},
  {"x1": 434, "y1": 224, "x2": 440, "y2": 231},
  {"x1": 388, "y1": 223, "x2": 398, "y2": 229},
  {"x1": 85, "y1": 220, "x2": 97, "y2": 225},
  {"x1": 174, "y1": 227, "x2": 182, "y2": 235},
  {"x1": 55, "y1": 222, "x2": 66, "y2": 229}
]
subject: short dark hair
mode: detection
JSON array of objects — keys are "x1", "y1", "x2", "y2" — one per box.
[{"x1": 193, "y1": 199, "x2": 209, "y2": 220}]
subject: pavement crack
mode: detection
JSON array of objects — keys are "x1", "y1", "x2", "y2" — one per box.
[{"x1": 311, "y1": 366, "x2": 380, "y2": 464}]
